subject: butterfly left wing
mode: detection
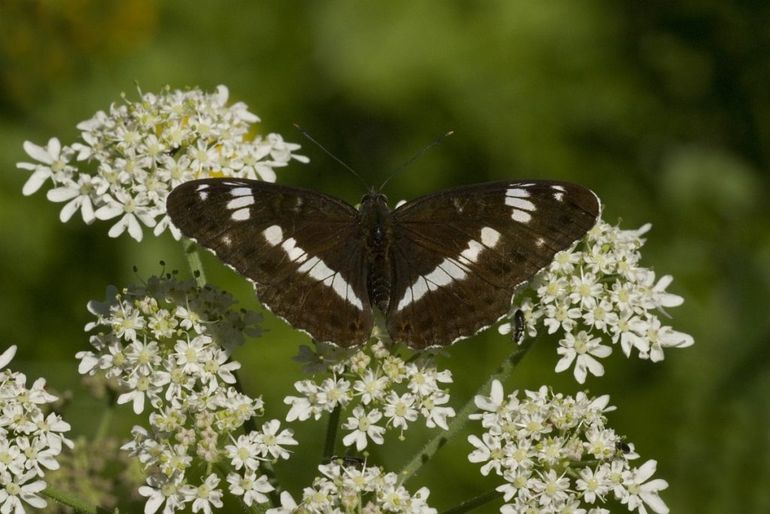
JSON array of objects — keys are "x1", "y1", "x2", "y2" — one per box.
[
  {"x1": 166, "y1": 178, "x2": 374, "y2": 347},
  {"x1": 387, "y1": 180, "x2": 600, "y2": 349}
]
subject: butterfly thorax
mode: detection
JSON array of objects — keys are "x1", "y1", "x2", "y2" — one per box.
[{"x1": 359, "y1": 192, "x2": 393, "y2": 313}]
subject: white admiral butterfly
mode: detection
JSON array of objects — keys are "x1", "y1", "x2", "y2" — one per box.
[{"x1": 167, "y1": 179, "x2": 599, "y2": 349}]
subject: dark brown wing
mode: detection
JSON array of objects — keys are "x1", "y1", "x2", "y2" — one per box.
[
  {"x1": 166, "y1": 178, "x2": 373, "y2": 347},
  {"x1": 388, "y1": 180, "x2": 600, "y2": 349}
]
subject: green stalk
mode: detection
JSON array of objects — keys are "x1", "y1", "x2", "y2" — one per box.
[
  {"x1": 398, "y1": 336, "x2": 536, "y2": 483},
  {"x1": 181, "y1": 238, "x2": 207, "y2": 286},
  {"x1": 43, "y1": 487, "x2": 113, "y2": 514},
  {"x1": 323, "y1": 405, "x2": 342, "y2": 461},
  {"x1": 440, "y1": 489, "x2": 503, "y2": 514}
]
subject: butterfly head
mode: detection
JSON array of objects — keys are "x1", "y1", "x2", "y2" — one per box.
[{"x1": 360, "y1": 190, "x2": 390, "y2": 212}]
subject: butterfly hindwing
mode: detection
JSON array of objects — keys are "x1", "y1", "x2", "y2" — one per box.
[
  {"x1": 387, "y1": 180, "x2": 599, "y2": 348},
  {"x1": 166, "y1": 179, "x2": 374, "y2": 347}
]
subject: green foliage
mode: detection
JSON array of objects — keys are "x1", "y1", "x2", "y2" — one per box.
[{"x1": 1, "y1": 0, "x2": 768, "y2": 512}]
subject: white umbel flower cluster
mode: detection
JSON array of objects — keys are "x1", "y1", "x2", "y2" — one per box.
[
  {"x1": 76, "y1": 275, "x2": 296, "y2": 514},
  {"x1": 469, "y1": 380, "x2": 669, "y2": 514},
  {"x1": 17, "y1": 85, "x2": 308, "y2": 241},
  {"x1": 501, "y1": 220, "x2": 694, "y2": 383},
  {"x1": 0, "y1": 345, "x2": 73, "y2": 514},
  {"x1": 267, "y1": 461, "x2": 437, "y2": 514},
  {"x1": 285, "y1": 341, "x2": 455, "y2": 451}
]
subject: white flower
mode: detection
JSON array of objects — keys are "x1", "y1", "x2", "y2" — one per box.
[
  {"x1": 256, "y1": 419, "x2": 297, "y2": 460},
  {"x1": 284, "y1": 393, "x2": 315, "y2": 422},
  {"x1": 471, "y1": 378, "x2": 507, "y2": 416},
  {"x1": 342, "y1": 406, "x2": 385, "y2": 451},
  {"x1": 182, "y1": 473, "x2": 223, "y2": 514},
  {"x1": 283, "y1": 463, "x2": 436, "y2": 513},
  {"x1": 421, "y1": 391, "x2": 455, "y2": 430},
  {"x1": 266, "y1": 491, "x2": 298, "y2": 514},
  {"x1": 285, "y1": 341, "x2": 454, "y2": 444},
  {"x1": 173, "y1": 336, "x2": 210, "y2": 375},
  {"x1": 318, "y1": 376, "x2": 351, "y2": 407},
  {"x1": 0, "y1": 471, "x2": 48, "y2": 512},
  {"x1": 79, "y1": 275, "x2": 267, "y2": 514},
  {"x1": 17, "y1": 138, "x2": 71, "y2": 196},
  {"x1": 353, "y1": 369, "x2": 388, "y2": 405},
  {"x1": 0, "y1": 345, "x2": 17, "y2": 370},
  {"x1": 621, "y1": 460, "x2": 669, "y2": 514},
  {"x1": 226, "y1": 434, "x2": 261, "y2": 471},
  {"x1": 468, "y1": 383, "x2": 670, "y2": 513},
  {"x1": 46, "y1": 173, "x2": 107, "y2": 223},
  {"x1": 139, "y1": 476, "x2": 188, "y2": 514},
  {"x1": 95, "y1": 190, "x2": 157, "y2": 241},
  {"x1": 569, "y1": 272, "x2": 603, "y2": 309},
  {"x1": 555, "y1": 331, "x2": 612, "y2": 383},
  {"x1": 576, "y1": 465, "x2": 611, "y2": 504},
  {"x1": 508, "y1": 220, "x2": 692, "y2": 382},
  {"x1": 17, "y1": 85, "x2": 308, "y2": 240},
  {"x1": 0, "y1": 346, "x2": 71, "y2": 510},
  {"x1": 383, "y1": 391, "x2": 418, "y2": 431},
  {"x1": 467, "y1": 432, "x2": 505, "y2": 476},
  {"x1": 227, "y1": 471, "x2": 273, "y2": 506}
]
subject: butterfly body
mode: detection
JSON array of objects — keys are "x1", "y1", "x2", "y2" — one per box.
[
  {"x1": 359, "y1": 191, "x2": 394, "y2": 313},
  {"x1": 167, "y1": 178, "x2": 599, "y2": 349}
]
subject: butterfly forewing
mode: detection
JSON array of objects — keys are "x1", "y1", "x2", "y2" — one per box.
[
  {"x1": 166, "y1": 179, "x2": 374, "y2": 347},
  {"x1": 387, "y1": 181, "x2": 599, "y2": 349}
]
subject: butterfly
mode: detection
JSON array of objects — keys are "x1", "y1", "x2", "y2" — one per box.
[{"x1": 166, "y1": 179, "x2": 600, "y2": 349}]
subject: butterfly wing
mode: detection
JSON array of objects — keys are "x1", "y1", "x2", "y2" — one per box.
[
  {"x1": 166, "y1": 178, "x2": 373, "y2": 347},
  {"x1": 387, "y1": 180, "x2": 600, "y2": 349}
]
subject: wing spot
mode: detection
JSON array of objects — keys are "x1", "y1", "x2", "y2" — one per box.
[
  {"x1": 230, "y1": 187, "x2": 252, "y2": 197},
  {"x1": 551, "y1": 185, "x2": 566, "y2": 192},
  {"x1": 231, "y1": 208, "x2": 251, "y2": 221},
  {"x1": 198, "y1": 191, "x2": 209, "y2": 201},
  {"x1": 512, "y1": 209, "x2": 532, "y2": 223},
  {"x1": 221, "y1": 235, "x2": 232, "y2": 247},
  {"x1": 536, "y1": 237, "x2": 545, "y2": 247},
  {"x1": 297, "y1": 256, "x2": 364, "y2": 310},
  {"x1": 195, "y1": 184, "x2": 209, "y2": 191},
  {"x1": 505, "y1": 188, "x2": 530, "y2": 198},
  {"x1": 227, "y1": 195, "x2": 255, "y2": 210},
  {"x1": 262, "y1": 224, "x2": 283, "y2": 246},
  {"x1": 505, "y1": 196, "x2": 536, "y2": 211},
  {"x1": 554, "y1": 192, "x2": 564, "y2": 202},
  {"x1": 396, "y1": 227, "x2": 502, "y2": 312},
  {"x1": 280, "y1": 237, "x2": 307, "y2": 263},
  {"x1": 481, "y1": 227, "x2": 501, "y2": 247}
]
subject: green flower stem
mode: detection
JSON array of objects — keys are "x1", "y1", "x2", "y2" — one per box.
[
  {"x1": 323, "y1": 404, "x2": 342, "y2": 461},
  {"x1": 181, "y1": 238, "x2": 207, "y2": 286},
  {"x1": 440, "y1": 489, "x2": 503, "y2": 514},
  {"x1": 398, "y1": 336, "x2": 536, "y2": 483},
  {"x1": 93, "y1": 403, "x2": 112, "y2": 442},
  {"x1": 94, "y1": 390, "x2": 117, "y2": 442},
  {"x1": 43, "y1": 486, "x2": 113, "y2": 514}
]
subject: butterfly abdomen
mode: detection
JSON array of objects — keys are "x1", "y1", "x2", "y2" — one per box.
[{"x1": 360, "y1": 193, "x2": 394, "y2": 313}]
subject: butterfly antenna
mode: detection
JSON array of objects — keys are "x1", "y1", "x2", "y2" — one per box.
[
  {"x1": 293, "y1": 123, "x2": 370, "y2": 190},
  {"x1": 378, "y1": 130, "x2": 454, "y2": 192}
]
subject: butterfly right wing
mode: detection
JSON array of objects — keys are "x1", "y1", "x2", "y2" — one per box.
[
  {"x1": 387, "y1": 180, "x2": 599, "y2": 349},
  {"x1": 166, "y1": 178, "x2": 373, "y2": 347}
]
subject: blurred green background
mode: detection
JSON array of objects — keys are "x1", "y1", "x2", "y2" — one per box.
[{"x1": 1, "y1": 1, "x2": 769, "y2": 512}]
